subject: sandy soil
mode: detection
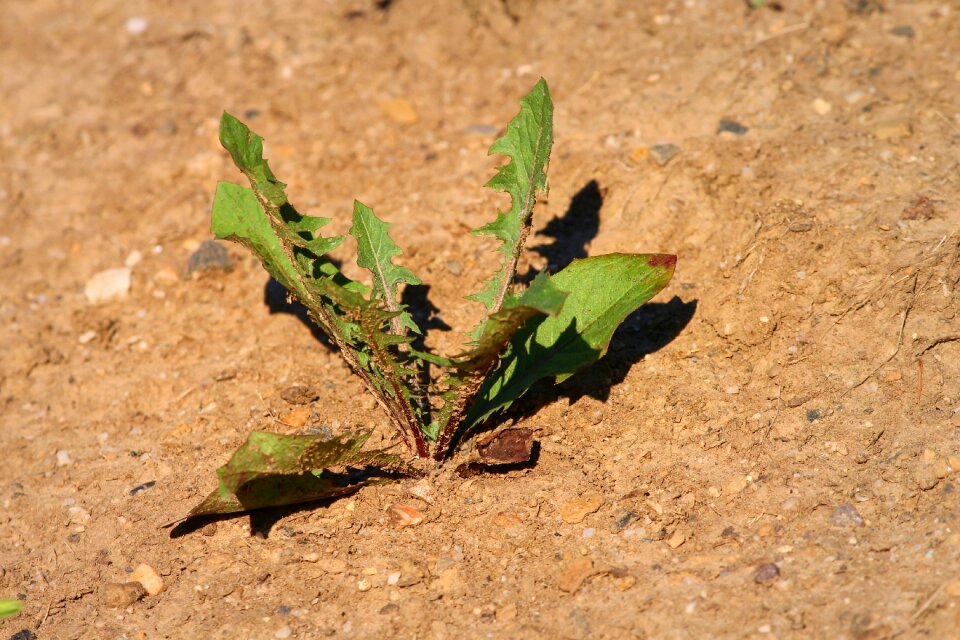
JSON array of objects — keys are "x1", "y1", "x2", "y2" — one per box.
[{"x1": 2, "y1": 0, "x2": 960, "y2": 638}]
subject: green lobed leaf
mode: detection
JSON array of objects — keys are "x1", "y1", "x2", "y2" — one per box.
[
  {"x1": 349, "y1": 200, "x2": 421, "y2": 335},
  {"x1": 212, "y1": 182, "x2": 303, "y2": 294},
  {"x1": 186, "y1": 431, "x2": 411, "y2": 518},
  {"x1": 467, "y1": 78, "x2": 553, "y2": 312},
  {"x1": 0, "y1": 598, "x2": 22, "y2": 619},
  {"x1": 219, "y1": 112, "x2": 288, "y2": 206},
  {"x1": 213, "y1": 114, "x2": 430, "y2": 452},
  {"x1": 465, "y1": 253, "x2": 677, "y2": 427}
]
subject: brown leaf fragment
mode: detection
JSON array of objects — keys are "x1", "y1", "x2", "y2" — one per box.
[{"x1": 477, "y1": 427, "x2": 534, "y2": 465}]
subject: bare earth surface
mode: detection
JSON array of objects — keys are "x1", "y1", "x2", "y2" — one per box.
[{"x1": 2, "y1": 1, "x2": 960, "y2": 638}]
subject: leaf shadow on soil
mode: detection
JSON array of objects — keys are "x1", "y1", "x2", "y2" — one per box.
[
  {"x1": 507, "y1": 295, "x2": 696, "y2": 415},
  {"x1": 530, "y1": 178, "x2": 603, "y2": 272},
  {"x1": 168, "y1": 466, "x2": 405, "y2": 538},
  {"x1": 265, "y1": 278, "x2": 450, "y2": 350},
  {"x1": 448, "y1": 296, "x2": 697, "y2": 453}
]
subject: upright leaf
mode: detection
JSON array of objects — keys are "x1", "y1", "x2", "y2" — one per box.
[
  {"x1": 465, "y1": 253, "x2": 677, "y2": 427},
  {"x1": 467, "y1": 79, "x2": 553, "y2": 312},
  {"x1": 350, "y1": 200, "x2": 421, "y2": 335},
  {"x1": 213, "y1": 113, "x2": 428, "y2": 455}
]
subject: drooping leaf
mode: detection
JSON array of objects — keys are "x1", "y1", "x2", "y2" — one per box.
[
  {"x1": 465, "y1": 253, "x2": 677, "y2": 427},
  {"x1": 350, "y1": 200, "x2": 421, "y2": 335},
  {"x1": 185, "y1": 431, "x2": 412, "y2": 518},
  {"x1": 467, "y1": 78, "x2": 553, "y2": 312},
  {"x1": 0, "y1": 598, "x2": 22, "y2": 619}
]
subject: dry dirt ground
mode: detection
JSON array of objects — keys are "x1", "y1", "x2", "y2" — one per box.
[{"x1": 3, "y1": 0, "x2": 960, "y2": 638}]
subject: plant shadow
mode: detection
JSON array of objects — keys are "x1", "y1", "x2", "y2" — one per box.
[
  {"x1": 169, "y1": 466, "x2": 406, "y2": 538},
  {"x1": 168, "y1": 493, "x2": 350, "y2": 539},
  {"x1": 265, "y1": 279, "x2": 450, "y2": 352},
  {"x1": 454, "y1": 296, "x2": 697, "y2": 449},
  {"x1": 531, "y1": 179, "x2": 603, "y2": 271}
]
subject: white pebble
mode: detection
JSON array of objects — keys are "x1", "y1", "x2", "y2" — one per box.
[
  {"x1": 582, "y1": 528, "x2": 596, "y2": 539},
  {"x1": 124, "y1": 17, "x2": 148, "y2": 35},
  {"x1": 78, "y1": 330, "x2": 96, "y2": 344},
  {"x1": 387, "y1": 572, "x2": 401, "y2": 586},
  {"x1": 125, "y1": 250, "x2": 143, "y2": 267},
  {"x1": 274, "y1": 626, "x2": 292, "y2": 639},
  {"x1": 812, "y1": 98, "x2": 832, "y2": 115},
  {"x1": 725, "y1": 385, "x2": 740, "y2": 395},
  {"x1": 84, "y1": 267, "x2": 131, "y2": 304},
  {"x1": 56, "y1": 450, "x2": 71, "y2": 466}
]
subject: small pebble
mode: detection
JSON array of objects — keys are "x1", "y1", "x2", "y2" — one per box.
[
  {"x1": 378, "y1": 98, "x2": 418, "y2": 125},
  {"x1": 130, "y1": 563, "x2": 165, "y2": 595},
  {"x1": 274, "y1": 626, "x2": 292, "y2": 639},
  {"x1": 611, "y1": 511, "x2": 635, "y2": 533},
  {"x1": 445, "y1": 259, "x2": 462, "y2": 276},
  {"x1": 186, "y1": 240, "x2": 232, "y2": 275},
  {"x1": 78, "y1": 330, "x2": 97, "y2": 345},
  {"x1": 872, "y1": 118, "x2": 912, "y2": 140},
  {"x1": 828, "y1": 503, "x2": 865, "y2": 527},
  {"x1": 280, "y1": 385, "x2": 317, "y2": 405},
  {"x1": 129, "y1": 480, "x2": 156, "y2": 496},
  {"x1": 84, "y1": 267, "x2": 132, "y2": 304},
  {"x1": 124, "y1": 250, "x2": 143, "y2": 268},
  {"x1": 754, "y1": 563, "x2": 781, "y2": 584},
  {"x1": 281, "y1": 407, "x2": 311, "y2": 428},
  {"x1": 811, "y1": 98, "x2": 832, "y2": 115},
  {"x1": 666, "y1": 530, "x2": 687, "y2": 549},
  {"x1": 387, "y1": 504, "x2": 424, "y2": 529},
  {"x1": 153, "y1": 268, "x2": 180, "y2": 286},
  {"x1": 806, "y1": 409, "x2": 822, "y2": 422},
  {"x1": 560, "y1": 494, "x2": 603, "y2": 524},
  {"x1": 916, "y1": 467, "x2": 940, "y2": 491},
  {"x1": 124, "y1": 16, "x2": 148, "y2": 35},
  {"x1": 467, "y1": 124, "x2": 498, "y2": 135},
  {"x1": 407, "y1": 479, "x2": 435, "y2": 503},
  {"x1": 890, "y1": 25, "x2": 914, "y2": 38},
  {"x1": 649, "y1": 143, "x2": 680, "y2": 166},
  {"x1": 717, "y1": 119, "x2": 748, "y2": 136},
  {"x1": 101, "y1": 581, "x2": 146, "y2": 608},
  {"x1": 56, "y1": 450, "x2": 71, "y2": 467}
]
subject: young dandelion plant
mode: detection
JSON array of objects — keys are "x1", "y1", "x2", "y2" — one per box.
[{"x1": 185, "y1": 80, "x2": 676, "y2": 519}]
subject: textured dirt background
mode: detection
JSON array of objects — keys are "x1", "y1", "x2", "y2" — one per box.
[{"x1": 2, "y1": 0, "x2": 960, "y2": 638}]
